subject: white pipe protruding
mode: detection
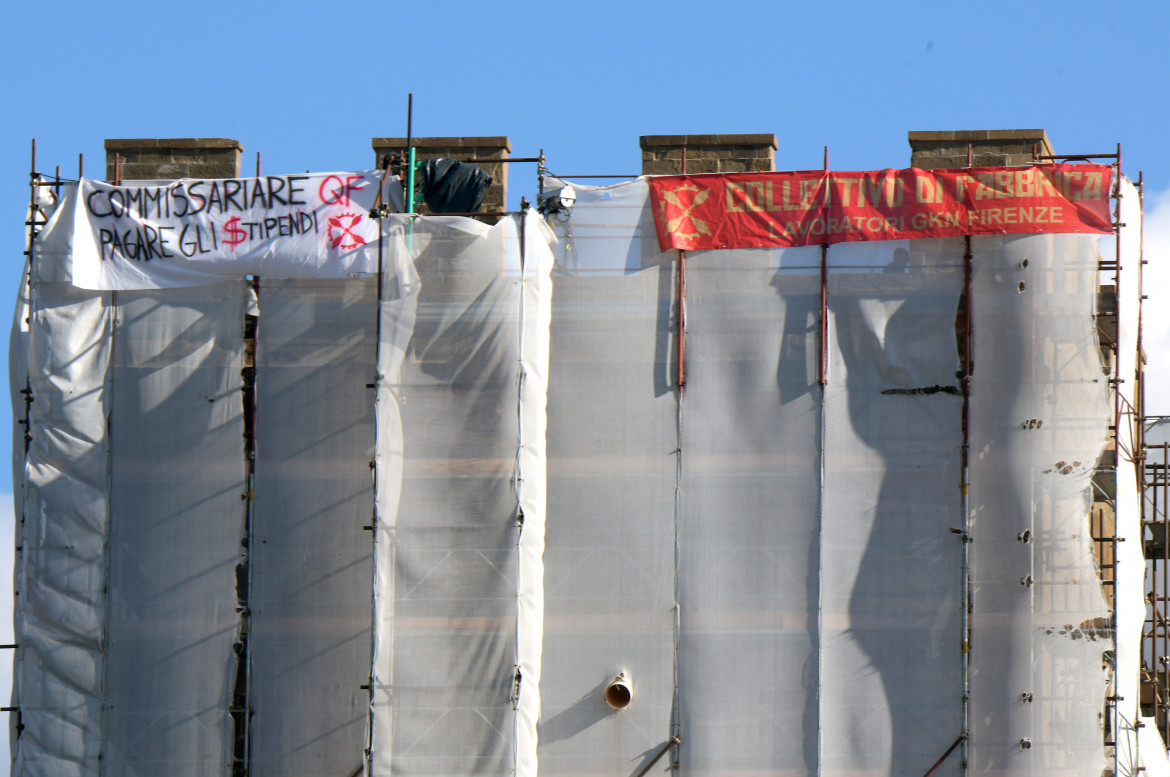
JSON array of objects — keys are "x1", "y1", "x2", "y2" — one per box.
[{"x1": 605, "y1": 672, "x2": 632, "y2": 710}]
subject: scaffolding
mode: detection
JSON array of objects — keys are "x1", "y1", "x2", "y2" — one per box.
[
  {"x1": 1143, "y1": 416, "x2": 1170, "y2": 741},
  {"x1": 9, "y1": 133, "x2": 1162, "y2": 777}
]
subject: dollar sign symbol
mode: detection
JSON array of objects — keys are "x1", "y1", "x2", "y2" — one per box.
[{"x1": 223, "y1": 216, "x2": 247, "y2": 250}]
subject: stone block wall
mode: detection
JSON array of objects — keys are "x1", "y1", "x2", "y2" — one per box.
[
  {"x1": 907, "y1": 129, "x2": 1054, "y2": 169},
  {"x1": 371, "y1": 136, "x2": 510, "y2": 214},
  {"x1": 640, "y1": 134, "x2": 777, "y2": 175},
  {"x1": 104, "y1": 138, "x2": 242, "y2": 182}
]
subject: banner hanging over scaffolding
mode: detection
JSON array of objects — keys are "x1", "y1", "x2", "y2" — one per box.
[
  {"x1": 648, "y1": 163, "x2": 1113, "y2": 250},
  {"x1": 39, "y1": 172, "x2": 394, "y2": 289}
]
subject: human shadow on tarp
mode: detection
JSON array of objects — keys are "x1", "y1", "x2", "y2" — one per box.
[
  {"x1": 768, "y1": 264, "x2": 825, "y2": 775},
  {"x1": 828, "y1": 244, "x2": 963, "y2": 775},
  {"x1": 771, "y1": 244, "x2": 964, "y2": 775}
]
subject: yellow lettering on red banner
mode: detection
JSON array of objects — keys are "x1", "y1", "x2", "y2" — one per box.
[
  {"x1": 1080, "y1": 172, "x2": 1103, "y2": 202},
  {"x1": 649, "y1": 163, "x2": 1113, "y2": 251},
  {"x1": 1015, "y1": 170, "x2": 1035, "y2": 198},
  {"x1": 974, "y1": 174, "x2": 997, "y2": 200},
  {"x1": 725, "y1": 181, "x2": 745, "y2": 213},
  {"x1": 995, "y1": 171, "x2": 1014, "y2": 198},
  {"x1": 745, "y1": 181, "x2": 766, "y2": 212},
  {"x1": 834, "y1": 177, "x2": 858, "y2": 206},
  {"x1": 800, "y1": 180, "x2": 819, "y2": 209},
  {"x1": 915, "y1": 175, "x2": 934, "y2": 204}
]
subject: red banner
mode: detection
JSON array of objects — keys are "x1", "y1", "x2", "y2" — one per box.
[{"x1": 648, "y1": 164, "x2": 1113, "y2": 251}]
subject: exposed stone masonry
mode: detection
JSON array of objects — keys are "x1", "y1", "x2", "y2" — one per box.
[
  {"x1": 908, "y1": 129, "x2": 1054, "y2": 169},
  {"x1": 640, "y1": 134, "x2": 777, "y2": 175},
  {"x1": 104, "y1": 138, "x2": 242, "y2": 181}
]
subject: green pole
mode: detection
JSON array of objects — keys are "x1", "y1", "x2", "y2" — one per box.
[{"x1": 406, "y1": 147, "x2": 416, "y2": 214}]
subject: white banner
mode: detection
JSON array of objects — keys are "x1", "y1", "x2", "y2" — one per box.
[{"x1": 40, "y1": 172, "x2": 400, "y2": 289}]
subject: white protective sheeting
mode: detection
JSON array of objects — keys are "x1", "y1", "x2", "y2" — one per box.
[
  {"x1": 541, "y1": 180, "x2": 679, "y2": 777},
  {"x1": 822, "y1": 239, "x2": 964, "y2": 776},
  {"x1": 514, "y1": 212, "x2": 553, "y2": 777},
  {"x1": 249, "y1": 278, "x2": 379, "y2": 777},
  {"x1": 537, "y1": 183, "x2": 1114, "y2": 777},
  {"x1": 9, "y1": 259, "x2": 31, "y2": 761},
  {"x1": 370, "y1": 214, "x2": 552, "y2": 777},
  {"x1": 678, "y1": 245, "x2": 822, "y2": 776},
  {"x1": 9, "y1": 259, "x2": 30, "y2": 540},
  {"x1": 103, "y1": 283, "x2": 247, "y2": 775},
  {"x1": 7, "y1": 259, "x2": 27, "y2": 764},
  {"x1": 12, "y1": 180, "x2": 54, "y2": 538},
  {"x1": 968, "y1": 233, "x2": 1111, "y2": 776},
  {"x1": 1115, "y1": 176, "x2": 1146, "y2": 769},
  {"x1": 15, "y1": 280, "x2": 112, "y2": 777},
  {"x1": 12, "y1": 167, "x2": 1133, "y2": 777},
  {"x1": 1140, "y1": 717, "x2": 1170, "y2": 777}
]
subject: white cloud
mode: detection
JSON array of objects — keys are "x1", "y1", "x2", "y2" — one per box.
[{"x1": 1142, "y1": 187, "x2": 1170, "y2": 417}]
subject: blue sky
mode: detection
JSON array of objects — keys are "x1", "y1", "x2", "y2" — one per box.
[{"x1": 2, "y1": 0, "x2": 1169, "y2": 761}]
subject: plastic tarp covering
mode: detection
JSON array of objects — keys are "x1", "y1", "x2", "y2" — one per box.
[
  {"x1": 421, "y1": 159, "x2": 493, "y2": 215},
  {"x1": 1140, "y1": 717, "x2": 1170, "y2": 777},
  {"x1": 9, "y1": 258, "x2": 29, "y2": 555},
  {"x1": 249, "y1": 278, "x2": 378, "y2": 777},
  {"x1": 8, "y1": 256, "x2": 30, "y2": 762},
  {"x1": 968, "y1": 233, "x2": 1111, "y2": 775},
  {"x1": 370, "y1": 214, "x2": 552, "y2": 777},
  {"x1": 539, "y1": 182, "x2": 1112, "y2": 776},
  {"x1": 11, "y1": 182, "x2": 52, "y2": 548},
  {"x1": 675, "y1": 242, "x2": 821, "y2": 775},
  {"x1": 540, "y1": 180, "x2": 679, "y2": 777},
  {"x1": 822, "y1": 239, "x2": 964, "y2": 776},
  {"x1": 15, "y1": 277, "x2": 112, "y2": 777},
  {"x1": 1114, "y1": 177, "x2": 1146, "y2": 768},
  {"x1": 8, "y1": 253, "x2": 31, "y2": 765},
  {"x1": 12, "y1": 171, "x2": 1131, "y2": 777},
  {"x1": 103, "y1": 282, "x2": 247, "y2": 775}
]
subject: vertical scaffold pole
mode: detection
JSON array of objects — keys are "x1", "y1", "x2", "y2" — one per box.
[
  {"x1": 366, "y1": 93, "x2": 413, "y2": 775},
  {"x1": 814, "y1": 144, "x2": 829, "y2": 773},
  {"x1": 669, "y1": 146, "x2": 687, "y2": 776},
  {"x1": 406, "y1": 94, "x2": 416, "y2": 216},
  {"x1": 236, "y1": 276, "x2": 258, "y2": 777},
  {"x1": 1164, "y1": 443, "x2": 1169, "y2": 750},
  {"x1": 1137, "y1": 172, "x2": 1145, "y2": 441},
  {"x1": 13, "y1": 138, "x2": 40, "y2": 742},
  {"x1": 677, "y1": 147, "x2": 687, "y2": 388},
  {"x1": 24, "y1": 139, "x2": 38, "y2": 460},
  {"x1": 960, "y1": 142, "x2": 973, "y2": 776},
  {"x1": 1113, "y1": 144, "x2": 1123, "y2": 777},
  {"x1": 961, "y1": 232, "x2": 972, "y2": 776},
  {"x1": 819, "y1": 147, "x2": 828, "y2": 387}
]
